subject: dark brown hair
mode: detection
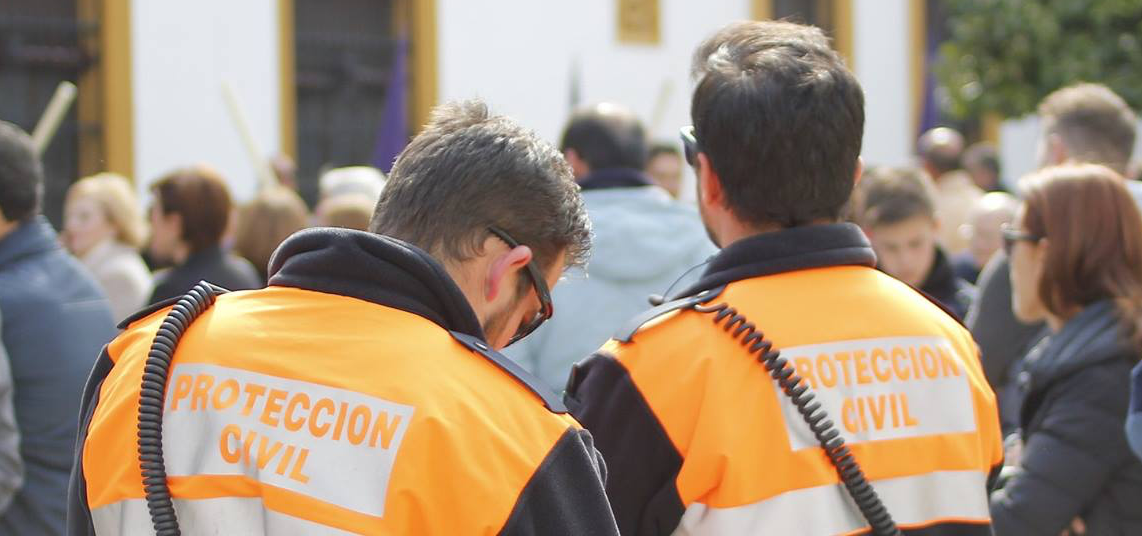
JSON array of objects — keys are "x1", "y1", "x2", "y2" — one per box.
[
  {"x1": 690, "y1": 20, "x2": 864, "y2": 227},
  {"x1": 1021, "y1": 163, "x2": 1142, "y2": 346},
  {"x1": 1039, "y1": 83, "x2": 1137, "y2": 175},
  {"x1": 560, "y1": 103, "x2": 648, "y2": 171},
  {"x1": 0, "y1": 121, "x2": 43, "y2": 223},
  {"x1": 370, "y1": 100, "x2": 590, "y2": 279},
  {"x1": 151, "y1": 166, "x2": 234, "y2": 253}
]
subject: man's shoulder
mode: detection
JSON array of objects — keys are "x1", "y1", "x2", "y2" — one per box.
[
  {"x1": 0, "y1": 246, "x2": 106, "y2": 308},
  {"x1": 621, "y1": 268, "x2": 974, "y2": 352},
  {"x1": 585, "y1": 186, "x2": 697, "y2": 217}
]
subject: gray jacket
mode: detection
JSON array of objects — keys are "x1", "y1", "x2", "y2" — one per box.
[
  {"x1": 0, "y1": 219, "x2": 115, "y2": 535},
  {"x1": 0, "y1": 309, "x2": 22, "y2": 512},
  {"x1": 506, "y1": 185, "x2": 714, "y2": 390},
  {"x1": 990, "y1": 300, "x2": 1142, "y2": 535}
]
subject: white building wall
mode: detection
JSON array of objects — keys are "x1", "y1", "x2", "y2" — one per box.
[
  {"x1": 852, "y1": 0, "x2": 914, "y2": 168},
  {"x1": 438, "y1": 0, "x2": 749, "y2": 144},
  {"x1": 439, "y1": 1, "x2": 918, "y2": 186},
  {"x1": 437, "y1": 0, "x2": 749, "y2": 202},
  {"x1": 131, "y1": 0, "x2": 281, "y2": 203}
]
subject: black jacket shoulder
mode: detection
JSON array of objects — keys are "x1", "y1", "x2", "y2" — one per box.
[{"x1": 991, "y1": 302, "x2": 1142, "y2": 535}]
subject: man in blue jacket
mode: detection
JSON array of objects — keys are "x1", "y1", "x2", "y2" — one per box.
[
  {"x1": 505, "y1": 104, "x2": 715, "y2": 390},
  {"x1": 0, "y1": 121, "x2": 115, "y2": 535}
]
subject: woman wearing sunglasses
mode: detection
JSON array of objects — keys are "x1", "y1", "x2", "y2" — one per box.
[{"x1": 990, "y1": 163, "x2": 1142, "y2": 535}]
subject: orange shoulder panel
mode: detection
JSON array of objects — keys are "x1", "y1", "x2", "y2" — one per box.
[
  {"x1": 85, "y1": 286, "x2": 577, "y2": 534},
  {"x1": 608, "y1": 266, "x2": 1001, "y2": 508}
]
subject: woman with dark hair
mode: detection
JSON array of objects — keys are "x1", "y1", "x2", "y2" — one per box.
[
  {"x1": 147, "y1": 166, "x2": 261, "y2": 303},
  {"x1": 990, "y1": 163, "x2": 1142, "y2": 535}
]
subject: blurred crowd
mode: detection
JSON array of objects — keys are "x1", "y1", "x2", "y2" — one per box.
[{"x1": 2, "y1": 27, "x2": 1142, "y2": 536}]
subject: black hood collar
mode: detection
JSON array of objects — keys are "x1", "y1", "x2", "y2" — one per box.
[
  {"x1": 267, "y1": 227, "x2": 485, "y2": 340},
  {"x1": 919, "y1": 247, "x2": 958, "y2": 298},
  {"x1": 674, "y1": 223, "x2": 877, "y2": 298},
  {"x1": 577, "y1": 167, "x2": 654, "y2": 191}
]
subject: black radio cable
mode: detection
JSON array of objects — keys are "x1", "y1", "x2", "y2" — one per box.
[
  {"x1": 693, "y1": 298, "x2": 901, "y2": 536},
  {"x1": 136, "y1": 281, "x2": 226, "y2": 536}
]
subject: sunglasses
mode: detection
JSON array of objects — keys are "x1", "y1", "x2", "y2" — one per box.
[
  {"x1": 680, "y1": 126, "x2": 700, "y2": 167},
  {"x1": 1001, "y1": 224, "x2": 1041, "y2": 256},
  {"x1": 487, "y1": 226, "x2": 554, "y2": 347}
]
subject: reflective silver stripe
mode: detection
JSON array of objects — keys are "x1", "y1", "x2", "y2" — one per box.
[
  {"x1": 674, "y1": 470, "x2": 990, "y2": 536},
  {"x1": 92, "y1": 497, "x2": 357, "y2": 535}
]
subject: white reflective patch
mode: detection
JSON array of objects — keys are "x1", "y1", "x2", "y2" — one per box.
[
  {"x1": 674, "y1": 470, "x2": 990, "y2": 536},
  {"x1": 161, "y1": 363, "x2": 416, "y2": 518},
  {"x1": 776, "y1": 336, "x2": 976, "y2": 450},
  {"x1": 93, "y1": 497, "x2": 358, "y2": 535}
]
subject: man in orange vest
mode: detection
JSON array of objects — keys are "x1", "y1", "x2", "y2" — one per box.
[
  {"x1": 67, "y1": 100, "x2": 618, "y2": 535},
  {"x1": 565, "y1": 21, "x2": 1003, "y2": 535}
]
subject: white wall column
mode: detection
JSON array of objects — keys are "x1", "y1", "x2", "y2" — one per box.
[
  {"x1": 131, "y1": 0, "x2": 282, "y2": 202},
  {"x1": 853, "y1": 0, "x2": 913, "y2": 167}
]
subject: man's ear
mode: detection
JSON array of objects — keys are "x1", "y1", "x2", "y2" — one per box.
[
  {"x1": 853, "y1": 157, "x2": 865, "y2": 188},
  {"x1": 1048, "y1": 133, "x2": 1068, "y2": 166},
  {"x1": 168, "y1": 212, "x2": 184, "y2": 236},
  {"x1": 697, "y1": 153, "x2": 723, "y2": 207},
  {"x1": 485, "y1": 241, "x2": 533, "y2": 302},
  {"x1": 563, "y1": 149, "x2": 589, "y2": 179}
]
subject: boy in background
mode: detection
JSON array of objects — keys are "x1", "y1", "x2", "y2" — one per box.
[{"x1": 854, "y1": 166, "x2": 974, "y2": 319}]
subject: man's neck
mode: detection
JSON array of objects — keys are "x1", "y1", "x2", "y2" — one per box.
[
  {"x1": 171, "y1": 242, "x2": 192, "y2": 265},
  {"x1": 0, "y1": 218, "x2": 22, "y2": 244},
  {"x1": 715, "y1": 218, "x2": 835, "y2": 249},
  {"x1": 442, "y1": 257, "x2": 490, "y2": 328},
  {"x1": 924, "y1": 163, "x2": 951, "y2": 183}
]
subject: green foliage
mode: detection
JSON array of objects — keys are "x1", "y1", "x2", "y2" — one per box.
[{"x1": 936, "y1": 0, "x2": 1142, "y2": 119}]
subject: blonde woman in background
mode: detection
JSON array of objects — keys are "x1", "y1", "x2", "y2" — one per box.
[{"x1": 63, "y1": 173, "x2": 151, "y2": 321}]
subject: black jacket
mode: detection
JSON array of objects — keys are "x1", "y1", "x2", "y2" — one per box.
[
  {"x1": 990, "y1": 300, "x2": 1142, "y2": 535},
  {"x1": 918, "y1": 247, "x2": 974, "y2": 321},
  {"x1": 967, "y1": 254, "x2": 1047, "y2": 391},
  {"x1": 148, "y1": 245, "x2": 261, "y2": 304}
]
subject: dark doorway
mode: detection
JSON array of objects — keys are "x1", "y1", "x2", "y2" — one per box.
[
  {"x1": 0, "y1": 0, "x2": 95, "y2": 227},
  {"x1": 293, "y1": 0, "x2": 404, "y2": 206}
]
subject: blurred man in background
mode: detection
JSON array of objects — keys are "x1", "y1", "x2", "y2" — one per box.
[
  {"x1": 919, "y1": 126, "x2": 984, "y2": 256},
  {"x1": 964, "y1": 142, "x2": 1004, "y2": 192},
  {"x1": 0, "y1": 121, "x2": 114, "y2": 535},
  {"x1": 952, "y1": 192, "x2": 1019, "y2": 284},
  {"x1": 313, "y1": 166, "x2": 387, "y2": 231},
  {"x1": 645, "y1": 141, "x2": 685, "y2": 198},
  {"x1": 506, "y1": 103, "x2": 714, "y2": 390}
]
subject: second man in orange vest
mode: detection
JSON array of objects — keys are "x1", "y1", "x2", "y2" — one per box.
[{"x1": 566, "y1": 20, "x2": 1003, "y2": 536}]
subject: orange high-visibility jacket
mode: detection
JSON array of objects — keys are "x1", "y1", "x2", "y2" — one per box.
[
  {"x1": 566, "y1": 223, "x2": 1003, "y2": 536},
  {"x1": 67, "y1": 228, "x2": 618, "y2": 536}
]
